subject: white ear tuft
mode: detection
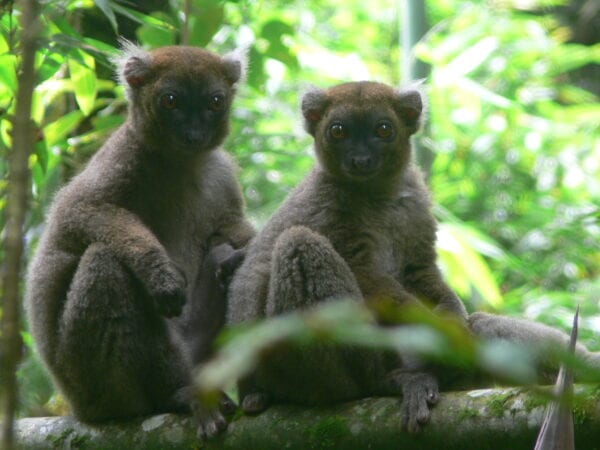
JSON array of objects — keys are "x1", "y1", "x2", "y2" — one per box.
[
  {"x1": 300, "y1": 85, "x2": 328, "y2": 135},
  {"x1": 112, "y1": 39, "x2": 152, "y2": 98},
  {"x1": 223, "y1": 46, "x2": 249, "y2": 85},
  {"x1": 395, "y1": 83, "x2": 428, "y2": 134}
]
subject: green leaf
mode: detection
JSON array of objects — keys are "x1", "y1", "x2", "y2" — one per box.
[
  {"x1": 548, "y1": 43, "x2": 600, "y2": 76},
  {"x1": 443, "y1": 36, "x2": 498, "y2": 78},
  {"x1": 188, "y1": 1, "x2": 225, "y2": 47},
  {"x1": 262, "y1": 20, "x2": 295, "y2": 41},
  {"x1": 68, "y1": 51, "x2": 97, "y2": 116},
  {"x1": 67, "y1": 112, "x2": 124, "y2": 147},
  {"x1": 110, "y1": 2, "x2": 176, "y2": 31},
  {"x1": 36, "y1": 49, "x2": 64, "y2": 84},
  {"x1": 478, "y1": 340, "x2": 537, "y2": 384},
  {"x1": 43, "y1": 110, "x2": 84, "y2": 147},
  {"x1": 247, "y1": 47, "x2": 267, "y2": 89},
  {"x1": 34, "y1": 140, "x2": 49, "y2": 175},
  {"x1": 0, "y1": 54, "x2": 18, "y2": 94},
  {"x1": 260, "y1": 19, "x2": 298, "y2": 69},
  {"x1": 94, "y1": 0, "x2": 118, "y2": 33},
  {"x1": 136, "y1": 12, "x2": 176, "y2": 48},
  {"x1": 437, "y1": 222, "x2": 504, "y2": 309},
  {"x1": 0, "y1": 33, "x2": 8, "y2": 53}
]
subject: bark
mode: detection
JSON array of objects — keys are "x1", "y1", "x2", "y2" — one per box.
[
  {"x1": 14, "y1": 386, "x2": 600, "y2": 450},
  {"x1": 1, "y1": 1, "x2": 40, "y2": 449}
]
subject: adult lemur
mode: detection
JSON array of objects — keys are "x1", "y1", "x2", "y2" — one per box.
[
  {"x1": 228, "y1": 81, "x2": 466, "y2": 432},
  {"x1": 227, "y1": 81, "x2": 600, "y2": 433},
  {"x1": 26, "y1": 43, "x2": 254, "y2": 438}
]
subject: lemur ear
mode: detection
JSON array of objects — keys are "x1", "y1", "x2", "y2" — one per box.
[
  {"x1": 123, "y1": 56, "x2": 152, "y2": 88},
  {"x1": 394, "y1": 88, "x2": 426, "y2": 135},
  {"x1": 301, "y1": 87, "x2": 329, "y2": 136},
  {"x1": 222, "y1": 47, "x2": 249, "y2": 85},
  {"x1": 113, "y1": 39, "x2": 153, "y2": 98}
]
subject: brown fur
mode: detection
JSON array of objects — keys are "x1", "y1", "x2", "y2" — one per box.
[
  {"x1": 227, "y1": 81, "x2": 466, "y2": 432},
  {"x1": 226, "y1": 80, "x2": 600, "y2": 438},
  {"x1": 25, "y1": 44, "x2": 254, "y2": 438}
]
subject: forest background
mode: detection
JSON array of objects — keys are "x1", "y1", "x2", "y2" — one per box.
[{"x1": 0, "y1": 0, "x2": 598, "y2": 423}]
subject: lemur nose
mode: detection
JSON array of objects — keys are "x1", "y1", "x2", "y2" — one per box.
[{"x1": 351, "y1": 155, "x2": 374, "y2": 171}]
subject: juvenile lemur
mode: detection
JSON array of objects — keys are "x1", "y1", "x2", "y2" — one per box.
[
  {"x1": 227, "y1": 81, "x2": 467, "y2": 433},
  {"x1": 25, "y1": 43, "x2": 254, "y2": 438}
]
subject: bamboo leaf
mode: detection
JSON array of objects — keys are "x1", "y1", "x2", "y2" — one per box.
[
  {"x1": 68, "y1": 51, "x2": 97, "y2": 116},
  {"x1": 94, "y1": 0, "x2": 118, "y2": 33},
  {"x1": 0, "y1": 54, "x2": 18, "y2": 94},
  {"x1": 43, "y1": 110, "x2": 84, "y2": 147},
  {"x1": 438, "y1": 223, "x2": 504, "y2": 308}
]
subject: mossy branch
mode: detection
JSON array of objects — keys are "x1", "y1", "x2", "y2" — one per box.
[{"x1": 15, "y1": 385, "x2": 600, "y2": 450}]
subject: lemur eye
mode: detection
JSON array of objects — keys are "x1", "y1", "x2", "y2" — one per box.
[
  {"x1": 210, "y1": 94, "x2": 225, "y2": 112},
  {"x1": 376, "y1": 122, "x2": 393, "y2": 138},
  {"x1": 160, "y1": 93, "x2": 177, "y2": 110},
  {"x1": 329, "y1": 123, "x2": 346, "y2": 139}
]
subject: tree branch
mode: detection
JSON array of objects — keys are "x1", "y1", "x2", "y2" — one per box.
[{"x1": 14, "y1": 386, "x2": 600, "y2": 449}]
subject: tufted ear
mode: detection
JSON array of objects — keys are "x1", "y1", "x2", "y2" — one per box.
[
  {"x1": 301, "y1": 87, "x2": 329, "y2": 136},
  {"x1": 113, "y1": 39, "x2": 153, "y2": 98},
  {"x1": 394, "y1": 88, "x2": 426, "y2": 136},
  {"x1": 222, "y1": 47, "x2": 249, "y2": 85}
]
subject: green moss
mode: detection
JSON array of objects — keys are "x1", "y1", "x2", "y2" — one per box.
[
  {"x1": 572, "y1": 387, "x2": 600, "y2": 425},
  {"x1": 523, "y1": 393, "x2": 546, "y2": 412},
  {"x1": 486, "y1": 391, "x2": 516, "y2": 418},
  {"x1": 458, "y1": 407, "x2": 479, "y2": 421},
  {"x1": 230, "y1": 408, "x2": 245, "y2": 422},
  {"x1": 50, "y1": 428, "x2": 74, "y2": 446},
  {"x1": 305, "y1": 416, "x2": 350, "y2": 450},
  {"x1": 524, "y1": 386, "x2": 600, "y2": 426},
  {"x1": 70, "y1": 433, "x2": 90, "y2": 448}
]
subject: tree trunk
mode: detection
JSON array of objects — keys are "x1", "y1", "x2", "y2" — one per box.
[
  {"x1": 1, "y1": 1, "x2": 40, "y2": 449},
  {"x1": 14, "y1": 386, "x2": 600, "y2": 450},
  {"x1": 399, "y1": 0, "x2": 434, "y2": 181}
]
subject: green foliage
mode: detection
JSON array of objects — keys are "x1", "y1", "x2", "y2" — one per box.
[
  {"x1": 197, "y1": 299, "x2": 600, "y2": 401},
  {"x1": 417, "y1": 3, "x2": 600, "y2": 323},
  {"x1": 0, "y1": 0, "x2": 598, "y2": 416}
]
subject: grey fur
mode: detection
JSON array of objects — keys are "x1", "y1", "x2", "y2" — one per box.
[
  {"x1": 227, "y1": 81, "x2": 466, "y2": 433},
  {"x1": 226, "y1": 80, "x2": 599, "y2": 438},
  {"x1": 25, "y1": 45, "x2": 254, "y2": 439},
  {"x1": 469, "y1": 312, "x2": 600, "y2": 379}
]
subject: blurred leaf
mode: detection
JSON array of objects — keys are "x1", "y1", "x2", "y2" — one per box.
[
  {"x1": 247, "y1": 46, "x2": 267, "y2": 88},
  {"x1": 443, "y1": 36, "x2": 499, "y2": 80},
  {"x1": 136, "y1": 12, "x2": 176, "y2": 47},
  {"x1": 260, "y1": 19, "x2": 298, "y2": 69},
  {"x1": 36, "y1": 50, "x2": 64, "y2": 84},
  {"x1": 197, "y1": 299, "x2": 600, "y2": 399},
  {"x1": 0, "y1": 54, "x2": 18, "y2": 94},
  {"x1": 43, "y1": 110, "x2": 84, "y2": 147},
  {"x1": 438, "y1": 222, "x2": 504, "y2": 308},
  {"x1": 547, "y1": 43, "x2": 600, "y2": 76},
  {"x1": 67, "y1": 112, "x2": 124, "y2": 147},
  {"x1": 199, "y1": 300, "x2": 474, "y2": 397},
  {"x1": 94, "y1": 0, "x2": 118, "y2": 33},
  {"x1": 34, "y1": 139, "x2": 48, "y2": 175},
  {"x1": 44, "y1": 32, "x2": 115, "y2": 67},
  {"x1": 0, "y1": 31, "x2": 8, "y2": 53},
  {"x1": 188, "y1": 1, "x2": 225, "y2": 47},
  {"x1": 478, "y1": 339, "x2": 537, "y2": 384},
  {"x1": 68, "y1": 50, "x2": 97, "y2": 116},
  {"x1": 110, "y1": 2, "x2": 176, "y2": 31}
]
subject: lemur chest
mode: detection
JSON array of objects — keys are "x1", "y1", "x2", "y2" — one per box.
[
  {"x1": 140, "y1": 179, "x2": 223, "y2": 264},
  {"x1": 327, "y1": 204, "x2": 414, "y2": 275}
]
